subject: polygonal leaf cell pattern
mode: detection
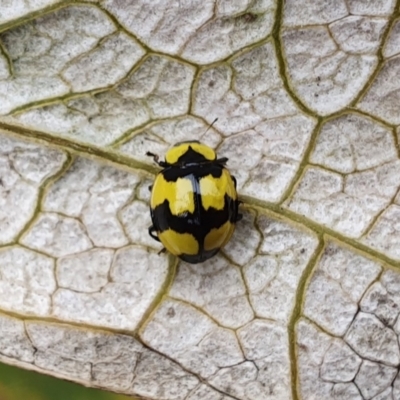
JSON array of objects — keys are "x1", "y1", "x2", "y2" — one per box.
[{"x1": 1, "y1": 1, "x2": 400, "y2": 400}]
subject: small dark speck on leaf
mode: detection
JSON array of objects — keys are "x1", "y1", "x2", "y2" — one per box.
[
  {"x1": 300, "y1": 248, "x2": 305, "y2": 254},
  {"x1": 167, "y1": 307, "x2": 176, "y2": 318},
  {"x1": 298, "y1": 343, "x2": 308, "y2": 351},
  {"x1": 324, "y1": 246, "x2": 337, "y2": 256},
  {"x1": 240, "y1": 13, "x2": 257, "y2": 23},
  {"x1": 208, "y1": 80, "x2": 215, "y2": 88}
]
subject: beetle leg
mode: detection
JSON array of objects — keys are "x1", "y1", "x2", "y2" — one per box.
[
  {"x1": 236, "y1": 196, "x2": 243, "y2": 222},
  {"x1": 216, "y1": 157, "x2": 229, "y2": 165},
  {"x1": 146, "y1": 151, "x2": 159, "y2": 162},
  {"x1": 232, "y1": 175, "x2": 237, "y2": 189},
  {"x1": 149, "y1": 227, "x2": 167, "y2": 253},
  {"x1": 148, "y1": 226, "x2": 160, "y2": 242},
  {"x1": 146, "y1": 152, "x2": 169, "y2": 168}
]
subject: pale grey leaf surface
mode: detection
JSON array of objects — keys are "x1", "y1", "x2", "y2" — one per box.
[{"x1": 1, "y1": 1, "x2": 400, "y2": 400}]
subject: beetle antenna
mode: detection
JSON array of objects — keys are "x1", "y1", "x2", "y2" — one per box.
[
  {"x1": 204, "y1": 118, "x2": 218, "y2": 135},
  {"x1": 146, "y1": 151, "x2": 170, "y2": 168}
]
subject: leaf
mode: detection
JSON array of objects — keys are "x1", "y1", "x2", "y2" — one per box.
[{"x1": 1, "y1": 1, "x2": 400, "y2": 399}]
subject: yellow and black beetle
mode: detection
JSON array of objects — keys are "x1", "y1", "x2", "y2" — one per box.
[{"x1": 147, "y1": 141, "x2": 242, "y2": 264}]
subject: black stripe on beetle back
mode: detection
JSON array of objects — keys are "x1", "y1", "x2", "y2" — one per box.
[
  {"x1": 161, "y1": 162, "x2": 224, "y2": 182},
  {"x1": 151, "y1": 194, "x2": 233, "y2": 236}
]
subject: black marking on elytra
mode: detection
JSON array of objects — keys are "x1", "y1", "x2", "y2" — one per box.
[
  {"x1": 151, "y1": 194, "x2": 233, "y2": 237},
  {"x1": 161, "y1": 162, "x2": 224, "y2": 182}
]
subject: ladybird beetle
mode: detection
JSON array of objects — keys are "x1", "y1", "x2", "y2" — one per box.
[{"x1": 147, "y1": 141, "x2": 242, "y2": 264}]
